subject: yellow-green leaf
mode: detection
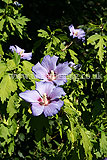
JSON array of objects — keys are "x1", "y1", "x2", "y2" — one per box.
[
  {"x1": 0, "y1": 74, "x2": 17, "y2": 103},
  {"x1": 7, "y1": 93, "x2": 18, "y2": 118},
  {"x1": 0, "y1": 61, "x2": 6, "y2": 79}
]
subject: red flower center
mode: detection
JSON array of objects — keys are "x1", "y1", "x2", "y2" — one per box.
[
  {"x1": 74, "y1": 31, "x2": 78, "y2": 36},
  {"x1": 47, "y1": 70, "x2": 56, "y2": 81},
  {"x1": 38, "y1": 93, "x2": 50, "y2": 106}
]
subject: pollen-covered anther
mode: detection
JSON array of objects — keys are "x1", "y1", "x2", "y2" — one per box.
[
  {"x1": 42, "y1": 93, "x2": 49, "y2": 105},
  {"x1": 19, "y1": 51, "x2": 24, "y2": 55},
  {"x1": 74, "y1": 31, "x2": 78, "y2": 36}
]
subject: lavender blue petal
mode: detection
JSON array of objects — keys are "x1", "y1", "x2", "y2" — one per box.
[
  {"x1": 69, "y1": 24, "x2": 85, "y2": 41},
  {"x1": 41, "y1": 55, "x2": 58, "y2": 72},
  {"x1": 74, "y1": 64, "x2": 82, "y2": 70},
  {"x1": 32, "y1": 62, "x2": 48, "y2": 80},
  {"x1": 49, "y1": 87, "x2": 66, "y2": 100},
  {"x1": 21, "y1": 52, "x2": 32, "y2": 60},
  {"x1": 53, "y1": 77, "x2": 67, "y2": 86},
  {"x1": 36, "y1": 81, "x2": 55, "y2": 96},
  {"x1": 69, "y1": 61, "x2": 75, "y2": 67},
  {"x1": 15, "y1": 45, "x2": 25, "y2": 54},
  {"x1": 55, "y1": 63, "x2": 72, "y2": 75},
  {"x1": 9, "y1": 46, "x2": 16, "y2": 52},
  {"x1": 14, "y1": 1, "x2": 21, "y2": 6},
  {"x1": 31, "y1": 102, "x2": 44, "y2": 116},
  {"x1": 43, "y1": 99, "x2": 64, "y2": 117},
  {"x1": 19, "y1": 90, "x2": 40, "y2": 103},
  {"x1": 69, "y1": 24, "x2": 74, "y2": 36}
]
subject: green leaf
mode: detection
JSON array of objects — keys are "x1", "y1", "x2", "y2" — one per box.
[
  {"x1": 0, "y1": 9, "x2": 5, "y2": 14},
  {"x1": 103, "y1": 35, "x2": 107, "y2": 41},
  {"x1": 56, "y1": 51, "x2": 66, "y2": 59},
  {"x1": 2, "y1": 0, "x2": 12, "y2": 4},
  {"x1": 6, "y1": 59, "x2": 16, "y2": 70},
  {"x1": 9, "y1": 118, "x2": 18, "y2": 136},
  {"x1": 7, "y1": 93, "x2": 18, "y2": 118},
  {"x1": 18, "y1": 151, "x2": 24, "y2": 158},
  {"x1": 104, "y1": 74, "x2": 107, "y2": 82},
  {"x1": 16, "y1": 24, "x2": 23, "y2": 35},
  {"x1": 8, "y1": 16, "x2": 17, "y2": 26},
  {"x1": 0, "y1": 43, "x2": 4, "y2": 56},
  {"x1": 67, "y1": 128, "x2": 75, "y2": 144},
  {"x1": 87, "y1": 34, "x2": 106, "y2": 63},
  {"x1": 100, "y1": 131, "x2": 107, "y2": 156},
  {"x1": 8, "y1": 141, "x2": 15, "y2": 156},
  {"x1": 38, "y1": 29, "x2": 49, "y2": 38},
  {"x1": 87, "y1": 34, "x2": 101, "y2": 45},
  {"x1": 0, "y1": 19, "x2": 5, "y2": 31},
  {"x1": 22, "y1": 61, "x2": 35, "y2": 81},
  {"x1": 68, "y1": 49, "x2": 78, "y2": 64},
  {"x1": 80, "y1": 127, "x2": 93, "y2": 160},
  {"x1": 64, "y1": 99, "x2": 81, "y2": 116},
  {"x1": 0, "y1": 61, "x2": 6, "y2": 79},
  {"x1": 0, "y1": 74, "x2": 17, "y2": 103},
  {"x1": 95, "y1": 37, "x2": 104, "y2": 63},
  {"x1": 45, "y1": 41, "x2": 52, "y2": 52},
  {"x1": 13, "y1": 51, "x2": 21, "y2": 66},
  {"x1": 0, "y1": 124, "x2": 10, "y2": 141},
  {"x1": 52, "y1": 36, "x2": 60, "y2": 46},
  {"x1": 18, "y1": 81, "x2": 26, "y2": 92},
  {"x1": 18, "y1": 133, "x2": 25, "y2": 141},
  {"x1": 58, "y1": 34, "x2": 69, "y2": 41},
  {"x1": 16, "y1": 16, "x2": 30, "y2": 26}
]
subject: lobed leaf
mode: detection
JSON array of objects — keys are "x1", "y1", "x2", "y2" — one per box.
[
  {"x1": 80, "y1": 127, "x2": 93, "y2": 160},
  {"x1": 0, "y1": 74, "x2": 17, "y2": 103},
  {"x1": 22, "y1": 61, "x2": 35, "y2": 82},
  {"x1": 68, "y1": 49, "x2": 78, "y2": 64},
  {"x1": 0, "y1": 19, "x2": 5, "y2": 31},
  {"x1": 0, "y1": 61, "x2": 6, "y2": 79},
  {"x1": 7, "y1": 93, "x2": 19, "y2": 118},
  {"x1": 87, "y1": 34, "x2": 101, "y2": 45},
  {"x1": 0, "y1": 124, "x2": 10, "y2": 142},
  {"x1": 38, "y1": 29, "x2": 49, "y2": 38}
]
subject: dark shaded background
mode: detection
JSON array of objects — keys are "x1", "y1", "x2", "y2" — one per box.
[
  {"x1": 21, "y1": 0, "x2": 106, "y2": 37},
  {"x1": 8, "y1": 0, "x2": 107, "y2": 61}
]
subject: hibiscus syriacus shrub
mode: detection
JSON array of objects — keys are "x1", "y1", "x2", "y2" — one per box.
[{"x1": 0, "y1": 1, "x2": 107, "y2": 160}]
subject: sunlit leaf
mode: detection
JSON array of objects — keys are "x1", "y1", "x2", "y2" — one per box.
[{"x1": 0, "y1": 74, "x2": 17, "y2": 103}]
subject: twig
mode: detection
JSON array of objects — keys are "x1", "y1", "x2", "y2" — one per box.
[{"x1": 61, "y1": 41, "x2": 73, "y2": 51}]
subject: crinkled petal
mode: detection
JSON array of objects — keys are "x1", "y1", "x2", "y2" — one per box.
[
  {"x1": 9, "y1": 46, "x2": 16, "y2": 52},
  {"x1": 15, "y1": 45, "x2": 25, "y2": 54},
  {"x1": 74, "y1": 64, "x2": 82, "y2": 70},
  {"x1": 21, "y1": 52, "x2": 32, "y2": 60},
  {"x1": 36, "y1": 81, "x2": 55, "y2": 96},
  {"x1": 78, "y1": 29, "x2": 85, "y2": 36},
  {"x1": 41, "y1": 55, "x2": 58, "y2": 72},
  {"x1": 43, "y1": 99, "x2": 64, "y2": 117},
  {"x1": 69, "y1": 61, "x2": 75, "y2": 67},
  {"x1": 53, "y1": 76, "x2": 67, "y2": 86},
  {"x1": 69, "y1": 24, "x2": 74, "y2": 36},
  {"x1": 74, "y1": 29, "x2": 85, "y2": 40},
  {"x1": 19, "y1": 90, "x2": 40, "y2": 103},
  {"x1": 14, "y1": 1, "x2": 21, "y2": 6},
  {"x1": 31, "y1": 102, "x2": 44, "y2": 116},
  {"x1": 32, "y1": 62, "x2": 48, "y2": 80},
  {"x1": 49, "y1": 87, "x2": 66, "y2": 100},
  {"x1": 55, "y1": 63, "x2": 72, "y2": 76}
]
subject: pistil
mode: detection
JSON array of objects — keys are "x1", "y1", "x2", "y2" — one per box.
[
  {"x1": 48, "y1": 70, "x2": 56, "y2": 81},
  {"x1": 74, "y1": 31, "x2": 78, "y2": 36},
  {"x1": 42, "y1": 93, "x2": 48, "y2": 105},
  {"x1": 19, "y1": 51, "x2": 24, "y2": 55}
]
